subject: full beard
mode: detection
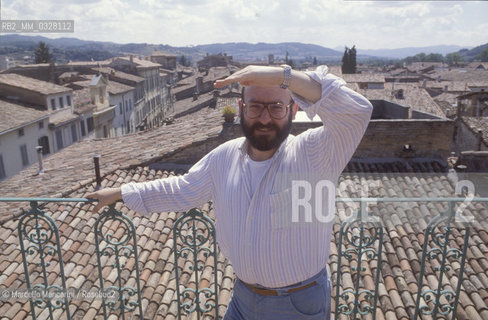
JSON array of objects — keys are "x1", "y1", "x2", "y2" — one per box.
[{"x1": 240, "y1": 109, "x2": 292, "y2": 151}]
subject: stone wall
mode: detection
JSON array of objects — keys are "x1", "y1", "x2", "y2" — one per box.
[
  {"x1": 453, "y1": 120, "x2": 488, "y2": 153},
  {"x1": 357, "y1": 119, "x2": 453, "y2": 159},
  {"x1": 156, "y1": 119, "x2": 454, "y2": 166}
]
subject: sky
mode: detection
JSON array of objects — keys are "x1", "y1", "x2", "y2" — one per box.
[{"x1": 1, "y1": 0, "x2": 487, "y2": 50}]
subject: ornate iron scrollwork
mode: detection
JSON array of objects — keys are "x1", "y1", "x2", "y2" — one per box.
[
  {"x1": 414, "y1": 202, "x2": 470, "y2": 320},
  {"x1": 17, "y1": 201, "x2": 71, "y2": 320},
  {"x1": 173, "y1": 207, "x2": 219, "y2": 320},
  {"x1": 94, "y1": 203, "x2": 143, "y2": 319},
  {"x1": 335, "y1": 201, "x2": 383, "y2": 320}
]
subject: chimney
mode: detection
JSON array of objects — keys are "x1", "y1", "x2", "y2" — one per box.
[
  {"x1": 36, "y1": 146, "x2": 44, "y2": 175},
  {"x1": 130, "y1": 55, "x2": 134, "y2": 64},
  {"x1": 93, "y1": 155, "x2": 102, "y2": 190},
  {"x1": 477, "y1": 129, "x2": 483, "y2": 151},
  {"x1": 422, "y1": 79, "x2": 426, "y2": 88}
]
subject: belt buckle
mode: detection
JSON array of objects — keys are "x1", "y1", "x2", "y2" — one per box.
[{"x1": 274, "y1": 287, "x2": 290, "y2": 296}]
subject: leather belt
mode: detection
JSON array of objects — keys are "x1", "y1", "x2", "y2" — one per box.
[
  {"x1": 241, "y1": 269, "x2": 326, "y2": 296},
  {"x1": 243, "y1": 280, "x2": 318, "y2": 296}
]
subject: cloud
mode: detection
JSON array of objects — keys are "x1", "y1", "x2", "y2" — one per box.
[{"x1": 2, "y1": 0, "x2": 487, "y2": 49}]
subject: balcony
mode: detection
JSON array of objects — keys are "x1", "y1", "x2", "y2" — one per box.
[{"x1": 1, "y1": 186, "x2": 487, "y2": 319}]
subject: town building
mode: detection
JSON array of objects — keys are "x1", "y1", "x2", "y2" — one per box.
[
  {"x1": 108, "y1": 56, "x2": 168, "y2": 130},
  {"x1": 150, "y1": 51, "x2": 177, "y2": 70}
]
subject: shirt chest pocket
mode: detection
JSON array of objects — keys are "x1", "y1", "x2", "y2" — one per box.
[{"x1": 269, "y1": 188, "x2": 294, "y2": 230}]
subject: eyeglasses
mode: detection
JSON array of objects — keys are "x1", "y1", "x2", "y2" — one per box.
[{"x1": 242, "y1": 101, "x2": 293, "y2": 120}]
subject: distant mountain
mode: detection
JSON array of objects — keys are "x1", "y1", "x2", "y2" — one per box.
[
  {"x1": 456, "y1": 43, "x2": 488, "y2": 61},
  {"x1": 355, "y1": 45, "x2": 472, "y2": 59},
  {"x1": 0, "y1": 35, "x2": 347, "y2": 63},
  {"x1": 0, "y1": 35, "x2": 485, "y2": 64},
  {"x1": 192, "y1": 42, "x2": 344, "y2": 61}
]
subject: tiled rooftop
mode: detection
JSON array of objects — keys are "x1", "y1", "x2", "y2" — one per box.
[
  {"x1": 0, "y1": 104, "x2": 224, "y2": 218},
  {"x1": 49, "y1": 108, "x2": 83, "y2": 126},
  {"x1": 118, "y1": 56, "x2": 162, "y2": 69},
  {"x1": 425, "y1": 80, "x2": 471, "y2": 93},
  {"x1": 106, "y1": 80, "x2": 134, "y2": 95},
  {"x1": 461, "y1": 116, "x2": 488, "y2": 146},
  {"x1": 428, "y1": 69, "x2": 488, "y2": 84},
  {"x1": 91, "y1": 67, "x2": 145, "y2": 84},
  {"x1": 342, "y1": 73, "x2": 386, "y2": 83},
  {"x1": 0, "y1": 73, "x2": 72, "y2": 96},
  {"x1": 354, "y1": 82, "x2": 447, "y2": 118},
  {"x1": 0, "y1": 98, "x2": 51, "y2": 133},
  {"x1": 174, "y1": 67, "x2": 233, "y2": 93},
  {"x1": 1, "y1": 158, "x2": 487, "y2": 319}
]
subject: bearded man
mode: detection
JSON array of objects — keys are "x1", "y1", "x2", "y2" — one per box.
[{"x1": 87, "y1": 65, "x2": 373, "y2": 320}]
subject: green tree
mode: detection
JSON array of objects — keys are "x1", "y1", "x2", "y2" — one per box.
[
  {"x1": 350, "y1": 45, "x2": 357, "y2": 73},
  {"x1": 445, "y1": 52, "x2": 463, "y2": 65},
  {"x1": 477, "y1": 49, "x2": 488, "y2": 62},
  {"x1": 178, "y1": 55, "x2": 188, "y2": 66},
  {"x1": 342, "y1": 45, "x2": 357, "y2": 74},
  {"x1": 34, "y1": 41, "x2": 52, "y2": 63},
  {"x1": 425, "y1": 53, "x2": 443, "y2": 62}
]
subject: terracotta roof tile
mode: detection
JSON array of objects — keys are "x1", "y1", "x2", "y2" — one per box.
[
  {"x1": 2, "y1": 107, "x2": 488, "y2": 320},
  {"x1": 0, "y1": 73, "x2": 72, "y2": 95},
  {"x1": 0, "y1": 98, "x2": 51, "y2": 133}
]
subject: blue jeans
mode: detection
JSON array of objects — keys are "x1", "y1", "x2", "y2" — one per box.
[{"x1": 223, "y1": 267, "x2": 331, "y2": 320}]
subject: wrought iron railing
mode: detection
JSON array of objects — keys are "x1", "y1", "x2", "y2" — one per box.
[
  {"x1": 1, "y1": 196, "x2": 487, "y2": 319},
  {"x1": 334, "y1": 197, "x2": 486, "y2": 320},
  {"x1": 173, "y1": 206, "x2": 219, "y2": 320},
  {"x1": 0, "y1": 198, "x2": 143, "y2": 320}
]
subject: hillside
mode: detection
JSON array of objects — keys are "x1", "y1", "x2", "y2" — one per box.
[
  {"x1": 456, "y1": 43, "x2": 488, "y2": 61},
  {"x1": 0, "y1": 35, "x2": 485, "y2": 64}
]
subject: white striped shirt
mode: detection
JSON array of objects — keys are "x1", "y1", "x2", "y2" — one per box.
[{"x1": 121, "y1": 65, "x2": 373, "y2": 288}]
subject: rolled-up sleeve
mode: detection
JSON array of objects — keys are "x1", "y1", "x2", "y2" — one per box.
[
  {"x1": 292, "y1": 65, "x2": 373, "y2": 177},
  {"x1": 121, "y1": 151, "x2": 214, "y2": 215}
]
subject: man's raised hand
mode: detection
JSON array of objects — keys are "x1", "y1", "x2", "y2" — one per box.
[{"x1": 214, "y1": 66, "x2": 284, "y2": 89}]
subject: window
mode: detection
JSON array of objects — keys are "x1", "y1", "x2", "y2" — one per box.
[
  {"x1": 38, "y1": 136, "x2": 50, "y2": 155},
  {"x1": 51, "y1": 98, "x2": 56, "y2": 110},
  {"x1": 66, "y1": 95, "x2": 71, "y2": 106},
  {"x1": 119, "y1": 102, "x2": 123, "y2": 115},
  {"x1": 127, "y1": 121, "x2": 130, "y2": 134},
  {"x1": 103, "y1": 125, "x2": 108, "y2": 138},
  {"x1": 56, "y1": 129, "x2": 64, "y2": 150},
  {"x1": 20, "y1": 144, "x2": 29, "y2": 167},
  {"x1": 38, "y1": 121, "x2": 44, "y2": 129},
  {"x1": 59, "y1": 97, "x2": 64, "y2": 108},
  {"x1": 129, "y1": 99, "x2": 132, "y2": 110},
  {"x1": 125, "y1": 101, "x2": 128, "y2": 112},
  {"x1": 0, "y1": 155, "x2": 6, "y2": 179},
  {"x1": 71, "y1": 123, "x2": 78, "y2": 143},
  {"x1": 18, "y1": 128, "x2": 24, "y2": 137},
  {"x1": 80, "y1": 120, "x2": 86, "y2": 137},
  {"x1": 87, "y1": 117, "x2": 94, "y2": 133},
  {"x1": 99, "y1": 88, "x2": 104, "y2": 103}
]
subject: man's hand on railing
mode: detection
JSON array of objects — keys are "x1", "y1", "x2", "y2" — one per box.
[{"x1": 86, "y1": 187, "x2": 122, "y2": 213}]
